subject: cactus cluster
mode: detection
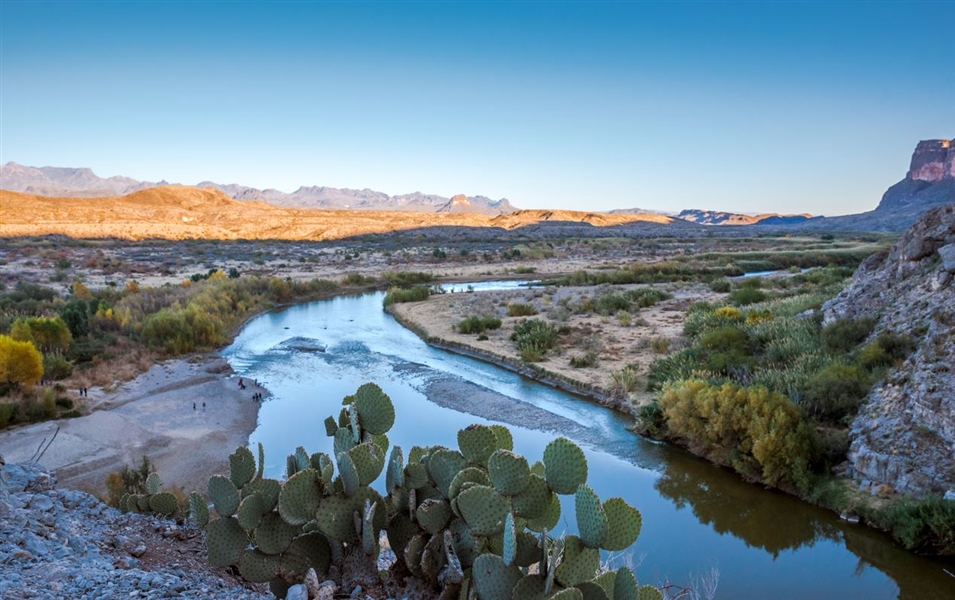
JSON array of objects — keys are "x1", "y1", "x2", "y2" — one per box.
[
  {"x1": 119, "y1": 472, "x2": 180, "y2": 517},
  {"x1": 197, "y1": 383, "x2": 660, "y2": 600}
]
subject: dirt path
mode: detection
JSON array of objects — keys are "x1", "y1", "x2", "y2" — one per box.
[{"x1": 0, "y1": 355, "x2": 262, "y2": 497}]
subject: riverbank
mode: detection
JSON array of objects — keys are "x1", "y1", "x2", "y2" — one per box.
[
  {"x1": 386, "y1": 282, "x2": 719, "y2": 416},
  {"x1": 0, "y1": 354, "x2": 263, "y2": 496}
]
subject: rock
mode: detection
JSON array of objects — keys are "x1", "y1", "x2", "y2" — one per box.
[
  {"x1": 944, "y1": 490, "x2": 955, "y2": 502},
  {"x1": 129, "y1": 543, "x2": 147, "y2": 558},
  {"x1": 825, "y1": 205, "x2": 955, "y2": 498},
  {"x1": 285, "y1": 583, "x2": 308, "y2": 600}
]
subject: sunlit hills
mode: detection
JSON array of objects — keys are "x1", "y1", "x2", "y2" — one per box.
[{"x1": 0, "y1": 186, "x2": 682, "y2": 241}]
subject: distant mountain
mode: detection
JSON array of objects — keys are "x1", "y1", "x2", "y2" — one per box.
[
  {"x1": 798, "y1": 139, "x2": 955, "y2": 232},
  {"x1": 677, "y1": 209, "x2": 812, "y2": 226},
  {"x1": 0, "y1": 163, "x2": 517, "y2": 215}
]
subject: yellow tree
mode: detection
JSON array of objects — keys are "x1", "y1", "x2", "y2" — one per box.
[{"x1": 0, "y1": 335, "x2": 44, "y2": 388}]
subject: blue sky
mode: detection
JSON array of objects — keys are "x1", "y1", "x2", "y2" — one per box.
[{"x1": 1, "y1": 1, "x2": 953, "y2": 215}]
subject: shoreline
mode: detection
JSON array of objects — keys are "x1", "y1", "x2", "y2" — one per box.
[{"x1": 0, "y1": 354, "x2": 264, "y2": 497}]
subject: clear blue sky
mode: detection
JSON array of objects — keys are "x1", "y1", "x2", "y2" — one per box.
[{"x1": 1, "y1": 1, "x2": 953, "y2": 215}]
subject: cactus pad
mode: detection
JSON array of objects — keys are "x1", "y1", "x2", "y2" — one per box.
[
  {"x1": 511, "y1": 474, "x2": 550, "y2": 519},
  {"x1": 324, "y1": 416, "x2": 338, "y2": 437},
  {"x1": 421, "y1": 532, "x2": 446, "y2": 581},
  {"x1": 333, "y1": 427, "x2": 356, "y2": 459},
  {"x1": 457, "y1": 424, "x2": 498, "y2": 465},
  {"x1": 207, "y1": 475, "x2": 240, "y2": 517},
  {"x1": 206, "y1": 516, "x2": 248, "y2": 566},
  {"x1": 238, "y1": 548, "x2": 280, "y2": 583},
  {"x1": 456, "y1": 484, "x2": 510, "y2": 536},
  {"x1": 352, "y1": 382, "x2": 395, "y2": 435},
  {"x1": 576, "y1": 581, "x2": 610, "y2": 600},
  {"x1": 315, "y1": 487, "x2": 385, "y2": 543},
  {"x1": 612, "y1": 568, "x2": 637, "y2": 600},
  {"x1": 386, "y1": 445, "x2": 404, "y2": 493},
  {"x1": 575, "y1": 484, "x2": 607, "y2": 549},
  {"x1": 404, "y1": 461, "x2": 430, "y2": 490},
  {"x1": 448, "y1": 518, "x2": 478, "y2": 568},
  {"x1": 593, "y1": 571, "x2": 616, "y2": 598},
  {"x1": 148, "y1": 491, "x2": 179, "y2": 516},
  {"x1": 543, "y1": 437, "x2": 588, "y2": 495},
  {"x1": 637, "y1": 585, "x2": 663, "y2": 600},
  {"x1": 613, "y1": 567, "x2": 640, "y2": 600},
  {"x1": 429, "y1": 448, "x2": 468, "y2": 499},
  {"x1": 278, "y1": 468, "x2": 322, "y2": 526},
  {"x1": 337, "y1": 450, "x2": 360, "y2": 497},
  {"x1": 489, "y1": 424, "x2": 513, "y2": 452},
  {"x1": 242, "y1": 478, "x2": 281, "y2": 512},
  {"x1": 502, "y1": 512, "x2": 517, "y2": 566},
  {"x1": 255, "y1": 512, "x2": 299, "y2": 555},
  {"x1": 229, "y1": 446, "x2": 257, "y2": 489},
  {"x1": 347, "y1": 442, "x2": 384, "y2": 485},
  {"x1": 449, "y1": 467, "x2": 492, "y2": 501},
  {"x1": 472, "y1": 553, "x2": 522, "y2": 600},
  {"x1": 550, "y1": 588, "x2": 584, "y2": 600},
  {"x1": 282, "y1": 531, "x2": 332, "y2": 578},
  {"x1": 145, "y1": 472, "x2": 162, "y2": 495},
  {"x1": 416, "y1": 498, "x2": 452, "y2": 535},
  {"x1": 188, "y1": 491, "x2": 209, "y2": 528},
  {"x1": 488, "y1": 450, "x2": 530, "y2": 496},
  {"x1": 600, "y1": 498, "x2": 641, "y2": 551},
  {"x1": 237, "y1": 491, "x2": 269, "y2": 531},
  {"x1": 554, "y1": 535, "x2": 600, "y2": 588},
  {"x1": 404, "y1": 532, "x2": 428, "y2": 577},
  {"x1": 386, "y1": 512, "x2": 418, "y2": 560},
  {"x1": 525, "y1": 491, "x2": 561, "y2": 532}
]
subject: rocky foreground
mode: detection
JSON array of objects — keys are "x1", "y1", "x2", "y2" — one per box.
[{"x1": 0, "y1": 460, "x2": 270, "y2": 600}]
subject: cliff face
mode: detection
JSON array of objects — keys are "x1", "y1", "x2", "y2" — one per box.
[
  {"x1": 907, "y1": 139, "x2": 955, "y2": 183},
  {"x1": 875, "y1": 139, "x2": 955, "y2": 214},
  {"x1": 824, "y1": 205, "x2": 955, "y2": 497}
]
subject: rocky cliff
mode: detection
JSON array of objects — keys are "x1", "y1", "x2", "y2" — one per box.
[{"x1": 824, "y1": 205, "x2": 955, "y2": 497}]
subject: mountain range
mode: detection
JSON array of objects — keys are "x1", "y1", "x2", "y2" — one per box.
[{"x1": 1, "y1": 138, "x2": 952, "y2": 230}]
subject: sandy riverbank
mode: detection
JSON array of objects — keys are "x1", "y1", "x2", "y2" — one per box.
[{"x1": 0, "y1": 354, "x2": 262, "y2": 497}]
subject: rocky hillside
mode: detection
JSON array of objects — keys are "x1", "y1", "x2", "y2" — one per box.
[
  {"x1": 0, "y1": 460, "x2": 268, "y2": 599},
  {"x1": 676, "y1": 209, "x2": 812, "y2": 226},
  {"x1": 0, "y1": 162, "x2": 516, "y2": 215},
  {"x1": 824, "y1": 204, "x2": 955, "y2": 497},
  {"x1": 801, "y1": 139, "x2": 955, "y2": 232}
]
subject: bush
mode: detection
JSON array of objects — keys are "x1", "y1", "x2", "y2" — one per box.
[
  {"x1": 43, "y1": 354, "x2": 74, "y2": 380},
  {"x1": 456, "y1": 316, "x2": 502, "y2": 335},
  {"x1": 875, "y1": 496, "x2": 955, "y2": 554},
  {"x1": 709, "y1": 278, "x2": 732, "y2": 293},
  {"x1": 650, "y1": 337, "x2": 670, "y2": 354},
  {"x1": 800, "y1": 362, "x2": 873, "y2": 423},
  {"x1": 506, "y1": 303, "x2": 538, "y2": 317},
  {"x1": 615, "y1": 310, "x2": 632, "y2": 326},
  {"x1": 728, "y1": 287, "x2": 767, "y2": 306},
  {"x1": 700, "y1": 325, "x2": 749, "y2": 353},
  {"x1": 55, "y1": 396, "x2": 74, "y2": 410},
  {"x1": 658, "y1": 380, "x2": 814, "y2": 492},
  {"x1": 569, "y1": 351, "x2": 598, "y2": 368},
  {"x1": 821, "y1": 317, "x2": 876, "y2": 354},
  {"x1": 105, "y1": 456, "x2": 154, "y2": 508},
  {"x1": 595, "y1": 294, "x2": 631, "y2": 315},
  {"x1": 511, "y1": 319, "x2": 559, "y2": 361},
  {"x1": 383, "y1": 286, "x2": 431, "y2": 306},
  {"x1": 0, "y1": 402, "x2": 15, "y2": 428},
  {"x1": 0, "y1": 335, "x2": 44, "y2": 388},
  {"x1": 611, "y1": 365, "x2": 641, "y2": 395},
  {"x1": 624, "y1": 288, "x2": 670, "y2": 308}
]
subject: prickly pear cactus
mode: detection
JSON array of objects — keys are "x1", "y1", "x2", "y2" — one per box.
[
  {"x1": 118, "y1": 471, "x2": 180, "y2": 518},
  {"x1": 194, "y1": 383, "x2": 656, "y2": 600}
]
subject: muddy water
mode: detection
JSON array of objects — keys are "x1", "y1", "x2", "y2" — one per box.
[{"x1": 221, "y1": 284, "x2": 955, "y2": 599}]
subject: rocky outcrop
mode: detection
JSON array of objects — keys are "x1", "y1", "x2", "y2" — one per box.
[
  {"x1": 906, "y1": 139, "x2": 955, "y2": 183},
  {"x1": 676, "y1": 209, "x2": 812, "y2": 226},
  {"x1": 0, "y1": 459, "x2": 269, "y2": 599},
  {"x1": 824, "y1": 205, "x2": 955, "y2": 497}
]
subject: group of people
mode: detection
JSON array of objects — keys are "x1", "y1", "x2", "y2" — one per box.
[
  {"x1": 192, "y1": 401, "x2": 206, "y2": 410},
  {"x1": 252, "y1": 392, "x2": 264, "y2": 401},
  {"x1": 77, "y1": 387, "x2": 89, "y2": 397}
]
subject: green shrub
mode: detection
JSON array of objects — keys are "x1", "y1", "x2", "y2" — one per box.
[
  {"x1": 728, "y1": 287, "x2": 767, "y2": 306},
  {"x1": 0, "y1": 402, "x2": 15, "y2": 428},
  {"x1": 623, "y1": 288, "x2": 670, "y2": 307},
  {"x1": 700, "y1": 325, "x2": 749, "y2": 353},
  {"x1": 511, "y1": 318, "x2": 559, "y2": 360},
  {"x1": 383, "y1": 286, "x2": 430, "y2": 306},
  {"x1": 875, "y1": 496, "x2": 955, "y2": 554},
  {"x1": 595, "y1": 294, "x2": 630, "y2": 315},
  {"x1": 506, "y1": 302, "x2": 537, "y2": 317},
  {"x1": 611, "y1": 365, "x2": 641, "y2": 395},
  {"x1": 874, "y1": 331, "x2": 916, "y2": 362},
  {"x1": 709, "y1": 278, "x2": 732, "y2": 293},
  {"x1": 55, "y1": 396, "x2": 74, "y2": 410},
  {"x1": 658, "y1": 380, "x2": 814, "y2": 492},
  {"x1": 821, "y1": 317, "x2": 876, "y2": 354},
  {"x1": 800, "y1": 362, "x2": 873, "y2": 423},
  {"x1": 456, "y1": 316, "x2": 502, "y2": 335},
  {"x1": 42, "y1": 354, "x2": 74, "y2": 380},
  {"x1": 650, "y1": 337, "x2": 670, "y2": 354},
  {"x1": 615, "y1": 310, "x2": 632, "y2": 326}
]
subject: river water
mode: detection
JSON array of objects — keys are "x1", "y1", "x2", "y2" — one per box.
[{"x1": 221, "y1": 284, "x2": 955, "y2": 599}]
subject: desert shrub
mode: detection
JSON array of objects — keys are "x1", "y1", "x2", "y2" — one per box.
[
  {"x1": 511, "y1": 319, "x2": 559, "y2": 361},
  {"x1": 506, "y1": 302, "x2": 538, "y2": 317},
  {"x1": 709, "y1": 278, "x2": 732, "y2": 293},
  {"x1": 821, "y1": 317, "x2": 876, "y2": 354},
  {"x1": 813, "y1": 428, "x2": 850, "y2": 471},
  {"x1": 856, "y1": 342, "x2": 891, "y2": 370},
  {"x1": 22, "y1": 389, "x2": 57, "y2": 422},
  {"x1": 875, "y1": 496, "x2": 955, "y2": 554},
  {"x1": 610, "y1": 365, "x2": 641, "y2": 395},
  {"x1": 595, "y1": 294, "x2": 630, "y2": 315},
  {"x1": 456, "y1": 316, "x2": 502, "y2": 335},
  {"x1": 873, "y1": 331, "x2": 916, "y2": 362},
  {"x1": 700, "y1": 325, "x2": 749, "y2": 353},
  {"x1": 800, "y1": 362, "x2": 873, "y2": 423},
  {"x1": 380, "y1": 271, "x2": 434, "y2": 287},
  {"x1": 658, "y1": 380, "x2": 814, "y2": 492},
  {"x1": 615, "y1": 310, "x2": 632, "y2": 326},
  {"x1": 623, "y1": 288, "x2": 670, "y2": 308},
  {"x1": 55, "y1": 396, "x2": 74, "y2": 410},
  {"x1": 341, "y1": 272, "x2": 373, "y2": 286},
  {"x1": 383, "y1": 286, "x2": 431, "y2": 306},
  {"x1": 513, "y1": 265, "x2": 536, "y2": 274},
  {"x1": 728, "y1": 287, "x2": 767, "y2": 306},
  {"x1": 569, "y1": 351, "x2": 598, "y2": 368},
  {"x1": 105, "y1": 455, "x2": 154, "y2": 508},
  {"x1": 650, "y1": 337, "x2": 670, "y2": 354},
  {"x1": 0, "y1": 402, "x2": 15, "y2": 428},
  {"x1": 42, "y1": 354, "x2": 74, "y2": 380}
]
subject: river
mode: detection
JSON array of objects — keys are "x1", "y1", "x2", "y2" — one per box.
[{"x1": 221, "y1": 283, "x2": 955, "y2": 599}]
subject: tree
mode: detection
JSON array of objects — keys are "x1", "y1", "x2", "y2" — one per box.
[
  {"x1": 0, "y1": 335, "x2": 44, "y2": 388},
  {"x1": 25, "y1": 316, "x2": 72, "y2": 354}
]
